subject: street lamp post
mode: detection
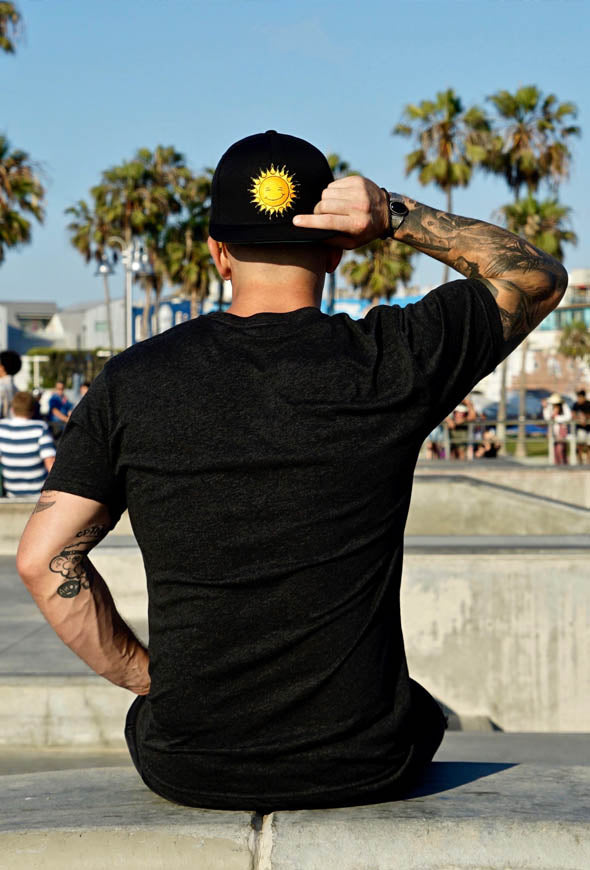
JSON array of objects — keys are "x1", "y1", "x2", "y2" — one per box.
[{"x1": 107, "y1": 238, "x2": 153, "y2": 348}]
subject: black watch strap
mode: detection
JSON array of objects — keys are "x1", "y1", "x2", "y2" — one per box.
[{"x1": 380, "y1": 189, "x2": 409, "y2": 239}]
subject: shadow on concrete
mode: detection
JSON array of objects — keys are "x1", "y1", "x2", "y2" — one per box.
[{"x1": 406, "y1": 761, "x2": 517, "y2": 798}]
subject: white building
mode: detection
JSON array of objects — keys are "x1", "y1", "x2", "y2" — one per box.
[{"x1": 41, "y1": 297, "x2": 125, "y2": 350}]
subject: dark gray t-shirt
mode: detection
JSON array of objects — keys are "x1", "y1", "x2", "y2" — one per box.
[{"x1": 45, "y1": 279, "x2": 503, "y2": 808}]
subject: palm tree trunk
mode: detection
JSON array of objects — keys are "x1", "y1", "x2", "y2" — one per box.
[
  {"x1": 497, "y1": 358, "x2": 508, "y2": 447},
  {"x1": 153, "y1": 284, "x2": 161, "y2": 335},
  {"x1": 101, "y1": 274, "x2": 114, "y2": 355},
  {"x1": 141, "y1": 284, "x2": 152, "y2": 340},
  {"x1": 515, "y1": 339, "x2": 528, "y2": 459},
  {"x1": 442, "y1": 187, "x2": 452, "y2": 284},
  {"x1": 190, "y1": 286, "x2": 198, "y2": 319}
]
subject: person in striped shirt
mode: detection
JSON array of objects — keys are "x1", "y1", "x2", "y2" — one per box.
[{"x1": 0, "y1": 391, "x2": 56, "y2": 497}]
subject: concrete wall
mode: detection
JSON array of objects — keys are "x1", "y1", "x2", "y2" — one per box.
[
  {"x1": 401, "y1": 552, "x2": 590, "y2": 732},
  {"x1": 406, "y1": 475, "x2": 590, "y2": 534},
  {"x1": 415, "y1": 465, "x2": 590, "y2": 509}
]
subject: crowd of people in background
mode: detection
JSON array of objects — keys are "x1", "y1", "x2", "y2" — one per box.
[
  {"x1": 0, "y1": 349, "x2": 91, "y2": 496},
  {"x1": 426, "y1": 389, "x2": 590, "y2": 463},
  {"x1": 2, "y1": 346, "x2": 590, "y2": 483}
]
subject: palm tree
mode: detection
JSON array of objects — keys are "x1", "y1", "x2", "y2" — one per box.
[
  {"x1": 558, "y1": 320, "x2": 590, "y2": 364},
  {"x1": 162, "y1": 168, "x2": 213, "y2": 319},
  {"x1": 87, "y1": 146, "x2": 188, "y2": 337},
  {"x1": 497, "y1": 197, "x2": 577, "y2": 260},
  {"x1": 0, "y1": 2, "x2": 21, "y2": 53},
  {"x1": 0, "y1": 134, "x2": 44, "y2": 264},
  {"x1": 486, "y1": 87, "x2": 580, "y2": 458},
  {"x1": 65, "y1": 200, "x2": 115, "y2": 354},
  {"x1": 500, "y1": 196, "x2": 576, "y2": 458},
  {"x1": 393, "y1": 88, "x2": 490, "y2": 283},
  {"x1": 341, "y1": 239, "x2": 415, "y2": 305},
  {"x1": 485, "y1": 86, "x2": 580, "y2": 200}
]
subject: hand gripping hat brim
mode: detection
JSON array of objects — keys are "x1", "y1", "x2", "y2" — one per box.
[{"x1": 209, "y1": 130, "x2": 336, "y2": 244}]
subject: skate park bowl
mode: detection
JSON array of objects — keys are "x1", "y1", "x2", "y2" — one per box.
[{"x1": 0, "y1": 465, "x2": 589, "y2": 868}]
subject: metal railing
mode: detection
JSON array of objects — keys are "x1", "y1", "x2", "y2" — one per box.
[{"x1": 432, "y1": 418, "x2": 581, "y2": 465}]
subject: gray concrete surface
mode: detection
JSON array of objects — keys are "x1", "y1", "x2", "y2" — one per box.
[
  {"x1": 416, "y1": 461, "x2": 590, "y2": 509},
  {"x1": 406, "y1": 473, "x2": 590, "y2": 534},
  {"x1": 0, "y1": 767, "x2": 254, "y2": 870},
  {"x1": 1, "y1": 763, "x2": 589, "y2": 870},
  {"x1": 402, "y1": 551, "x2": 590, "y2": 731},
  {"x1": 269, "y1": 763, "x2": 590, "y2": 870}
]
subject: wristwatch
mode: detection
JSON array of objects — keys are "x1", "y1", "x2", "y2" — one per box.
[{"x1": 380, "y1": 190, "x2": 409, "y2": 239}]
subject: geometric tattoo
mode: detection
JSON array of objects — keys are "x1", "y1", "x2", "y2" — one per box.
[{"x1": 50, "y1": 524, "x2": 106, "y2": 598}]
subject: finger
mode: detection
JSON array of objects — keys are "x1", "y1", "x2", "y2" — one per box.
[
  {"x1": 293, "y1": 213, "x2": 360, "y2": 233},
  {"x1": 325, "y1": 176, "x2": 367, "y2": 191},
  {"x1": 313, "y1": 198, "x2": 363, "y2": 216}
]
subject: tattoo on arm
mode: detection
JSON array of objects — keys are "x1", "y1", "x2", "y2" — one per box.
[
  {"x1": 33, "y1": 491, "x2": 57, "y2": 515},
  {"x1": 49, "y1": 523, "x2": 107, "y2": 598},
  {"x1": 399, "y1": 203, "x2": 568, "y2": 344}
]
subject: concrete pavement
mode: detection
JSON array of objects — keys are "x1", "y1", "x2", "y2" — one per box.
[{"x1": 1, "y1": 762, "x2": 589, "y2": 870}]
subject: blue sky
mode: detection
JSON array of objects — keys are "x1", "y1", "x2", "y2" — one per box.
[{"x1": 2, "y1": 0, "x2": 589, "y2": 307}]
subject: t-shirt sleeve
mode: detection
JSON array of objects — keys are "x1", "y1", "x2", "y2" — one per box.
[
  {"x1": 369, "y1": 278, "x2": 504, "y2": 429},
  {"x1": 43, "y1": 370, "x2": 126, "y2": 524}
]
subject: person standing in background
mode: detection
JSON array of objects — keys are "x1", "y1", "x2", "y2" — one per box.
[
  {"x1": 0, "y1": 351, "x2": 22, "y2": 419},
  {"x1": 47, "y1": 381, "x2": 73, "y2": 440},
  {"x1": 0, "y1": 392, "x2": 56, "y2": 497}
]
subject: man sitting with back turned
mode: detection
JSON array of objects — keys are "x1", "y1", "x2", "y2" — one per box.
[{"x1": 16, "y1": 131, "x2": 567, "y2": 811}]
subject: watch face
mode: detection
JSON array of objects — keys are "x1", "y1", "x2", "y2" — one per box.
[{"x1": 390, "y1": 201, "x2": 408, "y2": 216}]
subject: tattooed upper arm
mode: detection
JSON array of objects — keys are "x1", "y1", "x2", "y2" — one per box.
[
  {"x1": 399, "y1": 203, "x2": 568, "y2": 349},
  {"x1": 32, "y1": 490, "x2": 57, "y2": 515},
  {"x1": 18, "y1": 491, "x2": 112, "y2": 589}
]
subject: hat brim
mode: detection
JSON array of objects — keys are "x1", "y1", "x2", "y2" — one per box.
[{"x1": 209, "y1": 221, "x2": 337, "y2": 245}]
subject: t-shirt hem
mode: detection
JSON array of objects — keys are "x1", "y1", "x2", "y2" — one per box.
[{"x1": 137, "y1": 744, "x2": 415, "y2": 811}]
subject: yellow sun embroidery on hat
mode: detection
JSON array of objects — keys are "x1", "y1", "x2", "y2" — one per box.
[{"x1": 250, "y1": 165, "x2": 297, "y2": 216}]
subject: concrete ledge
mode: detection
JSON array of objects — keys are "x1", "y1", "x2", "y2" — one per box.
[
  {"x1": 0, "y1": 767, "x2": 254, "y2": 869},
  {"x1": 270, "y1": 762, "x2": 590, "y2": 870},
  {"x1": 1, "y1": 764, "x2": 589, "y2": 869}
]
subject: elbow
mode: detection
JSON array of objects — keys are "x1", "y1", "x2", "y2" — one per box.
[
  {"x1": 551, "y1": 263, "x2": 569, "y2": 304},
  {"x1": 16, "y1": 543, "x2": 45, "y2": 588}
]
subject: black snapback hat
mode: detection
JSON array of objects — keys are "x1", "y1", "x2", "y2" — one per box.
[{"x1": 209, "y1": 130, "x2": 335, "y2": 244}]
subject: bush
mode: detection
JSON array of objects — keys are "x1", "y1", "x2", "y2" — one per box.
[{"x1": 25, "y1": 348, "x2": 118, "y2": 388}]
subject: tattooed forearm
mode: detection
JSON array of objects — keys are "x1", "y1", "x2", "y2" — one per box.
[
  {"x1": 396, "y1": 200, "x2": 568, "y2": 344},
  {"x1": 49, "y1": 523, "x2": 107, "y2": 598},
  {"x1": 32, "y1": 491, "x2": 57, "y2": 514}
]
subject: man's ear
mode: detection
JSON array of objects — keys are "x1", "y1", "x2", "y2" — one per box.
[
  {"x1": 207, "y1": 237, "x2": 232, "y2": 280},
  {"x1": 326, "y1": 247, "x2": 343, "y2": 275}
]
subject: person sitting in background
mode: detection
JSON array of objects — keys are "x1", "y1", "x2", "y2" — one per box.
[
  {"x1": 573, "y1": 388, "x2": 590, "y2": 465},
  {"x1": 446, "y1": 397, "x2": 477, "y2": 460},
  {"x1": 475, "y1": 427, "x2": 501, "y2": 459},
  {"x1": 47, "y1": 381, "x2": 73, "y2": 439},
  {"x1": 0, "y1": 350, "x2": 22, "y2": 419},
  {"x1": 0, "y1": 391, "x2": 56, "y2": 497},
  {"x1": 424, "y1": 423, "x2": 444, "y2": 459},
  {"x1": 542, "y1": 393, "x2": 572, "y2": 465}
]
